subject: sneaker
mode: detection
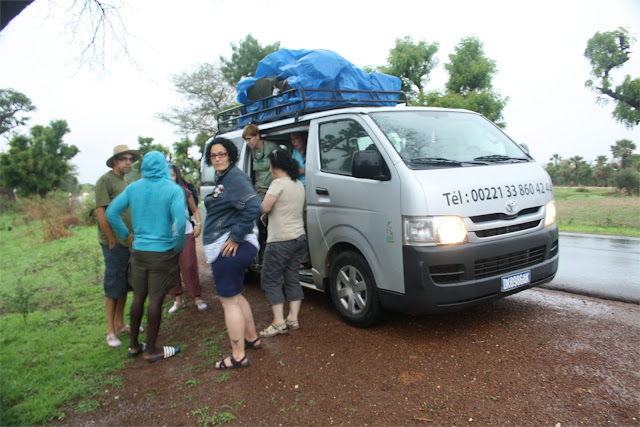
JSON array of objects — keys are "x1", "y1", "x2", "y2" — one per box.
[
  {"x1": 168, "y1": 301, "x2": 185, "y2": 314},
  {"x1": 196, "y1": 300, "x2": 208, "y2": 312}
]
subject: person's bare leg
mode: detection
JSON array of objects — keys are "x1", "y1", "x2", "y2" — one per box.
[
  {"x1": 128, "y1": 290, "x2": 146, "y2": 352},
  {"x1": 270, "y1": 303, "x2": 285, "y2": 327},
  {"x1": 113, "y1": 296, "x2": 127, "y2": 332},
  {"x1": 105, "y1": 297, "x2": 116, "y2": 335},
  {"x1": 287, "y1": 300, "x2": 301, "y2": 323},
  {"x1": 144, "y1": 293, "x2": 165, "y2": 358},
  {"x1": 216, "y1": 294, "x2": 247, "y2": 367},
  {"x1": 239, "y1": 294, "x2": 259, "y2": 343}
]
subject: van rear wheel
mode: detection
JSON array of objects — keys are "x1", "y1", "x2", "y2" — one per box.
[{"x1": 329, "y1": 251, "x2": 380, "y2": 328}]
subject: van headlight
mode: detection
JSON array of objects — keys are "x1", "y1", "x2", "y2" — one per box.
[
  {"x1": 403, "y1": 216, "x2": 467, "y2": 246},
  {"x1": 544, "y1": 200, "x2": 556, "y2": 227}
]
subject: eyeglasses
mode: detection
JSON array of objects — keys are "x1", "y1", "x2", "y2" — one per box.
[
  {"x1": 117, "y1": 156, "x2": 134, "y2": 162},
  {"x1": 209, "y1": 151, "x2": 228, "y2": 159}
]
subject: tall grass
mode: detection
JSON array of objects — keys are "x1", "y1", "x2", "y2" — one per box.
[
  {"x1": 554, "y1": 187, "x2": 640, "y2": 236},
  {"x1": 0, "y1": 221, "x2": 130, "y2": 425}
]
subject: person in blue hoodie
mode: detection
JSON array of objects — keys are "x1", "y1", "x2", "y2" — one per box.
[{"x1": 106, "y1": 151, "x2": 186, "y2": 363}]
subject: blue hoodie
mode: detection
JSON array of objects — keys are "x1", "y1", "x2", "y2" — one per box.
[{"x1": 106, "y1": 151, "x2": 186, "y2": 253}]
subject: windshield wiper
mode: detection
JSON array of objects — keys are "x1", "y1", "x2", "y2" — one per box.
[
  {"x1": 473, "y1": 155, "x2": 529, "y2": 163},
  {"x1": 409, "y1": 157, "x2": 462, "y2": 166}
]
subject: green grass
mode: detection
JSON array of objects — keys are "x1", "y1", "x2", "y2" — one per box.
[
  {"x1": 554, "y1": 187, "x2": 640, "y2": 237},
  {"x1": 0, "y1": 222, "x2": 132, "y2": 425}
]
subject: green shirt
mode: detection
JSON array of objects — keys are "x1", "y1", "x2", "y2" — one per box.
[
  {"x1": 95, "y1": 171, "x2": 132, "y2": 247},
  {"x1": 251, "y1": 139, "x2": 281, "y2": 192}
]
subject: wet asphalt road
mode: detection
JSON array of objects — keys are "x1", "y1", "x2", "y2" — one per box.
[{"x1": 542, "y1": 232, "x2": 640, "y2": 304}]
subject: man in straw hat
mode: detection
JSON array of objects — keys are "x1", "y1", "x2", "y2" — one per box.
[{"x1": 96, "y1": 145, "x2": 140, "y2": 348}]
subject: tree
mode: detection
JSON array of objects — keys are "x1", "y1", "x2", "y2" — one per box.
[
  {"x1": 0, "y1": 88, "x2": 36, "y2": 138},
  {"x1": 610, "y1": 138, "x2": 636, "y2": 169},
  {"x1": 424, "y1": 36, "x2": 508, "y2": 127},
  {"x1": 158, "y1": 63, "x2": 235, "y2": 137},
  {"x1": 549, "y1": 154, "x2": 562, "y2": 166},
  {"x1": 0, "y1": 120, "x2": 79, "y2": 197},
  {"x1": 594, "y1": 156, "x2": 614, "y2": 187},
  {"x1": 382, "y1": 36, "x2": 439, "y2": 101},
  {"x1": 613, "y1": 168, "x2": 640, "y2": 195},
  {"x1": 220, "y1": 34, "x2": 281, "y2": 86},
  {"x1": 584, "y1": 27, "x2": 640, "y2": 129},
  {"x1": 569, "y1": 155, "x2": 587, "y2": 186}
]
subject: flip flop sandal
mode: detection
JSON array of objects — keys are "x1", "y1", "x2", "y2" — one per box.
[
  {"x1": 127, "y1": 342, "x2": 146, "y2": 358},
  {"x1": 286, "y1": 320, "x2": 300, "y2": 330},
  {"x1": 216, "y1": 355, "x2": 250, "y2": 370},
  {"x1": 259, "y1": 322, "x2": 288, "y2": 338},
  {"x1": 245, "y1": 337, "x2": 262, "y2": 350},
  {"x1": 106, "y1": 333, "x2": 122, "y2": 348},
  {"x1": 146, "y1": 345, "x2": 180, "y2": 363}
]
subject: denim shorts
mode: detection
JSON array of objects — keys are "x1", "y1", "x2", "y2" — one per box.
[
  {"x1": 101, "y1": 244, "x2": 131, "y2": 299},
  {"x1": 211, "y1": 241, "x2": 258, "y2": 298}
]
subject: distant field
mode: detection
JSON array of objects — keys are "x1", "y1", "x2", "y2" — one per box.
[{"x1": 553, "y1": 187, "x2": 640, "y2": 237}]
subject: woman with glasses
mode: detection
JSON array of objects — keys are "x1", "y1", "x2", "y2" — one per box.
[
  {"x1": 259, "y1": 148, "x2": 306, "y2": 337},
  {"x1": 202, "y1": 137, "x2": 262, "y2": 369}
]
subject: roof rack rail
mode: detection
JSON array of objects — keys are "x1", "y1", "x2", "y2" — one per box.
[{"x1": 216, "y1": 87, "x2": 406, "y2": 133}]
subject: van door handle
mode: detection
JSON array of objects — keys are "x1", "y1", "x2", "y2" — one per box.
[{"x1": 315, "y1": 187, "x2": 329, "y2": 195}]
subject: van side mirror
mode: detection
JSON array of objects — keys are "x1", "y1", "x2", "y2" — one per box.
[
  {"x1": 352, "y1": 150, "x2": 390, "y2": 181},
  {"x1": 520, "y1": 143, "x2": 530, "y2": 154}
]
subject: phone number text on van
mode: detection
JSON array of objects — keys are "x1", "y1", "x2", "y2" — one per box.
[{"x1": 442, "y1": 182, "x2": 553, "y2": 206}]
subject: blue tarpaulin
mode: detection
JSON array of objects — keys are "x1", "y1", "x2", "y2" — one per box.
[{"x1": 234, "y1": 49, "x2": 402, "y2": 123}]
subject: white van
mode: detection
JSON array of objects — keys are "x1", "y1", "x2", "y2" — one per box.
[{"x1": 201, "y1": 92, "x2": 559, "y2": 327}]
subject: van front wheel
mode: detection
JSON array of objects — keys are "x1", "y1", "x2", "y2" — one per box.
[{"x1": 329, "y1": 251, "x2": 381, "y2": 328}]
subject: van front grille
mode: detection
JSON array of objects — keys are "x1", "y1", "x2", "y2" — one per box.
[
  {"x1": 475, "y1": 220, "x2": 541, "y2": 238},
  {"x1": 474, "y1": 245, "x2": 546, "y2": 279}
]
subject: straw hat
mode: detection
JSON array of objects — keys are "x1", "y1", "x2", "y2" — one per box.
[{"x1": 106, "y1": 145, "x2": 141, "y2": 168}]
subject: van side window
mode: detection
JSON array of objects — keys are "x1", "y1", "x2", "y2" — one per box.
[{"x1": 319, "y1": 120, "x2": 377, "y2": 175}]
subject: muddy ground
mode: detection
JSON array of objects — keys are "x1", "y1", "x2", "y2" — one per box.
[{"x1": 56, "y1": 241, "x2": 640, "y2": 426}]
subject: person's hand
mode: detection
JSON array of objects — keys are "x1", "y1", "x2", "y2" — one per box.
[
  {"x1": 260, "y1": 214, "x2": 267, "y2": 226},
  {"x1": 108, "y1": 236, "x2": 116, "y2": 250},
  {"x1": 193, "y1": 224, "x2": 202, "y2": 238},
  {"x1": 221, "y1": 238, "x2": 239, "y2": 257},
  {"x1": 127, "y1": 234, "x2": 134, "y2": 246}
]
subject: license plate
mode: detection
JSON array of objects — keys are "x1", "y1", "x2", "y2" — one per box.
[{"x1": 501, "y1": 270, "x2": 531, "y2": 292}]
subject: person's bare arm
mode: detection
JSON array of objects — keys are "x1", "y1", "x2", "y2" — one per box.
[
  {"x1": 96, "y1": 206, "x2": 116, "y2": 249},
  {"x1": 187, "y1": 193, "x2": 202, "y2": 238}
]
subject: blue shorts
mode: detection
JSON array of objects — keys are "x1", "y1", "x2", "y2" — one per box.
[
  {"x1": 101, "y1": 244, "x2": 131, "y2": 299},
  {"x1": 211, "y1": 241, "x2": 258, "y2": 298}
]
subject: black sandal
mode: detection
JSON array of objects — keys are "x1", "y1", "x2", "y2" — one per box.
[
  {"x1": 245, "y1": 337, "x2": 262, "y2": 350},
  {"x1": 216, "y1": 354, "x2": 250, "y2": 370}
]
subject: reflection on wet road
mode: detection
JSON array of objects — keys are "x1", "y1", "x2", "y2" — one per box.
[{"x1": 543, "y1": 232, "x2": 640, "y2": 304}]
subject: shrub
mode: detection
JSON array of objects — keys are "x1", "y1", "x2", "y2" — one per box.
[{"x1": 614, "y1": 169, "x2": 640, "y2": 196}]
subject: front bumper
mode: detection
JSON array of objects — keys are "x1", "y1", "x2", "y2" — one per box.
[{"x1": 379, "y1": 225, "x2": 559, "y2": 313}]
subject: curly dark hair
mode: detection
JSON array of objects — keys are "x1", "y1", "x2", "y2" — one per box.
[
  {"x1": 204, "y1": 137, "x2": 239, "y2": 166},
  {"x1": 268, "y1": 148, "x2": 300, "y2": 181}
]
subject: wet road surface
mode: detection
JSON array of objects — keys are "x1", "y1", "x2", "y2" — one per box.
[{"x1": 543, "y1": 233, "x2": 640, "y2": 304}]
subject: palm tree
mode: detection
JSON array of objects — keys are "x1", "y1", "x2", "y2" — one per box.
[
  {"x1": 549, "y1": 153, "x2": 562, "y2": 166},
  {"x1": 610, "y1": 139, "x2": 636, "y2": 169}
]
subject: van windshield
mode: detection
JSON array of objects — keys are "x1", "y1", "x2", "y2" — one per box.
[{"x1": 369, "y1": 110, "x2": 531, "y2": 167}]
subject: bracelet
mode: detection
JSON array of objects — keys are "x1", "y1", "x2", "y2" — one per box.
[{"x1": 195, "y1": 222, "x2": 201, "y2": 226}]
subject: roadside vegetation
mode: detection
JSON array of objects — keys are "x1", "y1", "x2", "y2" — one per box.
[{"x1": 554, "y1": 186, "x2": 640, "y2": 237}]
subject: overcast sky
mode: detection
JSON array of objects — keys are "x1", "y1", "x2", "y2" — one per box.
[{"x1": 1, "y1": 0, "x2": 639, "y2": 185}]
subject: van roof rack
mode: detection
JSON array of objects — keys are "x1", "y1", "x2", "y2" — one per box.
[{"x1": 216, "y1": 87, "x2": 406, "y2": 134}]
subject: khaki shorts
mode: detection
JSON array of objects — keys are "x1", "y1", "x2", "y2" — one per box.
[{"x1": 129, "y1": 249, "x2": 180, "y2": 297}]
